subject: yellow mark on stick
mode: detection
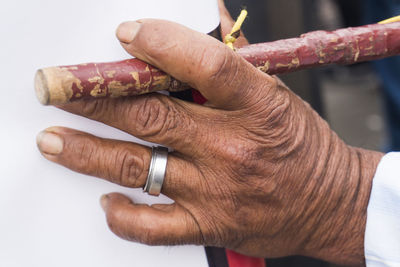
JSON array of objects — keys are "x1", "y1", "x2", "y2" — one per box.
[
  {"x1": 224, "y1": 9, "x2": 248, "y2": 50},
  {"x1": 379, "y1": 15, "x2": 400, "y2": 24}
]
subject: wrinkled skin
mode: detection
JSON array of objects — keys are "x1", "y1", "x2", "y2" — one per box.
[{"x1": 36, "y1": 1, "x2": 383, "y2": 266}]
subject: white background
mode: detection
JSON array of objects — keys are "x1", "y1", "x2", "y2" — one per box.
[{"x1": 0, "y1": 0, "x2": 219, "y2": 266}]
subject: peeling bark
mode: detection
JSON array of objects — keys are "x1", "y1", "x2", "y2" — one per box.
[{"x1": 35, "y1": 22, "x2": 400, "y2": 105}]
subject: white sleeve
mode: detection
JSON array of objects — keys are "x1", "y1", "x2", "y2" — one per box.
[{"x1": 365, "y1": 152, "x2": 400, "y2": 267}]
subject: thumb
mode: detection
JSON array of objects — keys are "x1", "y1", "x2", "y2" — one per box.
[
  {"x1": 115, "y1": 19, "x2": 267, "y2": 109},
  {"x1": 100, "y1": 193, "x2": 203, "y2": 245}
]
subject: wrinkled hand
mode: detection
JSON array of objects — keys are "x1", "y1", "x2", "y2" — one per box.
[{"x1": 36, "y1": 2, "x2": 383, "y2": 266}]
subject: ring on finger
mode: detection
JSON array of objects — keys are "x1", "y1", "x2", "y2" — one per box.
[{"x1": 143, "y1": 146, "x2": 169, "y2": 196}]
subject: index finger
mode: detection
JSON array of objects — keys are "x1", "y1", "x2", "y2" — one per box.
[{"x1": 115, "y1": 19, "x2": 269, "y2": 109}]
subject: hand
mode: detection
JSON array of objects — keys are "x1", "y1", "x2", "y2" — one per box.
[{"x1": 36, "y1": 2, "x2": 383, "y2": 265}]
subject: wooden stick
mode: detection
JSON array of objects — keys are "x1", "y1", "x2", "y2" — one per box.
[{"x1": 35, "y1": 22, "x2": 400, "y2": 105}]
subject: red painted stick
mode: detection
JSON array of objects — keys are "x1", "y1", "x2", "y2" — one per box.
[
  {"x1": 239, "y1": 22, "x2": 400, "y2": 74},
  {"x1": 35, "y1": 22, "x2": 400, "y2": 105}
]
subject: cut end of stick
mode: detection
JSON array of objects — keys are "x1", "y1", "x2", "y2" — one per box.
[
  {"x1": 34, "y1": 67, "x2": 75, "y2": 105},
  {"x1": 35, "y1": 69, "x2": 50, "y2": 105}
]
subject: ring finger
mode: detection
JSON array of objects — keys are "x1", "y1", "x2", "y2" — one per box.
[{"x1": 36, "y1": 126, "x2": 198, "y2": 199}]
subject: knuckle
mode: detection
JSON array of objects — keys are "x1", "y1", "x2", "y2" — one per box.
[
  {"x1": 134, "y1": 96, "x2": 179, "y2": 138},
  {"x1": 269, "y1": 75, "x2": 280, "y2": 89},
  {"x1": 81, "y1": 100, "x2": 99, "y2": 118},
  {"x1": 218, "y1": 141, "x2": 262, "y2": 177},
  {"x1": 116, "y1": 148, "x2": 146, "y2": 187},
  {"x1": 264, "y1": 90, "x2": 291, "y2": 127},
  {"x1": 68, "y1": 137, "x2": 98, "y2": 171},
  {"x1": 236, "y1": 154, "x2": 264, "y2": 178},
  {"x1": 81, "y1": 99, "x2": 115, "y2": 120},
  {"x1": 203, "y1": 48, "x2": 237, "y2": 87}
]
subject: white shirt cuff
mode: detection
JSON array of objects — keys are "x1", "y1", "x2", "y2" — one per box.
[{"x1": 365, "y1": 152, "x2": 400, "y2": 266}]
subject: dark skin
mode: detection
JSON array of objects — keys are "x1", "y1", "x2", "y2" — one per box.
[{"x1": 36, "y1": 1, "x2": 383, "y2": 265}]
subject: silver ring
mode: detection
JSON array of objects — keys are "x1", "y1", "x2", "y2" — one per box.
[{"x1": 143, "y1": 146, "x2": 169, "y2": 196}]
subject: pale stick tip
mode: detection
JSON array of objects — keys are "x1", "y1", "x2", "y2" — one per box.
[{"x1": 34, "y1": 69, "x2": 50, "y2": 105}]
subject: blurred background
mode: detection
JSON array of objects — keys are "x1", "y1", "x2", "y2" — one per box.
[
  {"x1": 223, "y1": 0, "x2": 399, "y2": 266},
  {"x1": 225, "y1": 0, "x2": 400, "y2": 155}
]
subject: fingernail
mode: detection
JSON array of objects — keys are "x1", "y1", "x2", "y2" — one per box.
[
  {"x1": 36, "y1": 131, "x2": 64, "y2": 155},
  {"x1": 100, "y1": 195, "x2": 109, "y2": 212},
  {"x1": 116, "y1": 21, "x2": 141, "y2": 44}
]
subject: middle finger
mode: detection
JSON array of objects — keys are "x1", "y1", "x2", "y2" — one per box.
[{"x1": 57, "y1": 93, "x2": 217, "y2": 157}]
